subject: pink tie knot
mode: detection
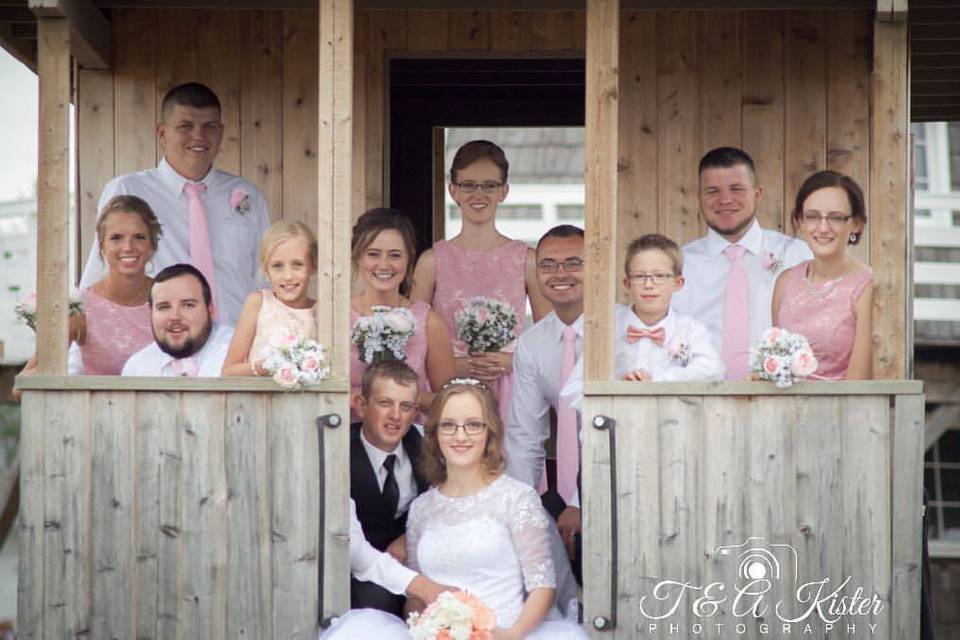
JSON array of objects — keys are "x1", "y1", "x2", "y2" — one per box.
[
  {"x1": 724, "y1": 244, "x2": 747, "y2": 262},
  {"x1": 184, "y1": 182, "x2": 207, "y2": 199},
  {"x1": 562, "y1": 325, "x2": 577, "y2": 345}
]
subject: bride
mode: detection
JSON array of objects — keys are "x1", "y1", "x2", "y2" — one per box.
[{"x1": 323, "y1": 379, "x2": 586, "y2": 639}]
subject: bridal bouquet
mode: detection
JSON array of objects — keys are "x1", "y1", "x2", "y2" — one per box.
[
  {"x1": 407, "y1": 590, "x2": 496, "y2": 640},
  {"x1": 262, "y1": 334, "x2": 331, "y2": 390},
  {"x1": 15, "y1": 288, "x2": 84, "y2": 331},
  {"x1": 454, "y1": 296, "x2": 518, "y2": 353},
  {"x1": 351, "y1": 305, "x2": 416, "y2": 364},
  {"x1": 749, "y1": 327, "x2": 818, "y2": 388}
]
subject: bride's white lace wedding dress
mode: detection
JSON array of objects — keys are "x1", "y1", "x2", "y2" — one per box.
[{"x1": 322, "y1": 474, "x2": 587, "y2": 639}]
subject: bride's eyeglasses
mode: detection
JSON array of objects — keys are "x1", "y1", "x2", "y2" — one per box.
[{"x1": 437, "y1": 420, "x2": 487, "y2": 436}]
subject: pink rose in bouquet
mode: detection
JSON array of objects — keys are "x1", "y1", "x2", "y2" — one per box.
[
  {"x1": 790, "y1": 347, "x2": 818, "y2": 377},
  {"x1": 273, "y1": 363, "x2": 299, "y2": 389},
  {"x1": 763, "y1": 355, "x2": 781, "y2": 376}
]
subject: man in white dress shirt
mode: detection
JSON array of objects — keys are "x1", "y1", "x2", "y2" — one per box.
[
  {"x1": 122, "y1": 264, "x2": 233, "y2": 376},
  {"x1": 505, "y1": 225, "x2": 584, "y2": 568},
  {"x1": 80, "y1": 82, "x2": 270, "y2": 326},
  {"x1": 671, "y1": 147, "x2": 812, "y2": 379}
]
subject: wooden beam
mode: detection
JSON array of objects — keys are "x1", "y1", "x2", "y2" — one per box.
[
  {"x1": 0, "y1": 22, "x2": 37, "y2": 71},
  {"x1": 876, "y1": 0, "x2": 908, "y2": 20},
  {"x1": 869, "y1": 19, "x2": 909, "y2": 379},
  {"x1": 924, "y1": 403, "x2": 960, "y2": 451},
  {"x1": 30, "y1": 0, "x2": 111, "y2": 69},
  {"x1": 317, "y1": 0, "x2": 352, "y2": 621},
  {"x1": 35, "y1": 17, "x2": 71, "y2": 375}
]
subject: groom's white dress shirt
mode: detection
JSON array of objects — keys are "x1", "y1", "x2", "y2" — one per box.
[
  {"x1": 505, "y1": 311, "x2": 583, "y2": 503},
  {"x1": 349, "y1": 499, "x2": 416, "y2": 595},
  {"x1": 79, "y1": 157, "x2": 270, "y2": 326},
  {"x1": 670, "y1": 219, "x2": 811, "y2": 358},
  {"x1": 121, "y1": 322, "x2": 234, "y2": 377}
]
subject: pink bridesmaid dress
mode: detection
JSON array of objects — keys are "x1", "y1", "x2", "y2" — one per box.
[
  {"x1": 349, "y1": 300, "x2": 432, "y2": 422},
  {"x1": 776, "y1": 260, "x2": 873, "y2": 380},
  {"x1": 79, "y1": 287, "x2": 153, "y2": 375},
  {"x1": 432, "y1": 239, "x2": 527, "y2": 423}
]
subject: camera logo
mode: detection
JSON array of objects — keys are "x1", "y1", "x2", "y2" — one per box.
[{"x1": 715, "y1": 536, "x2": 799, "y2": 591}]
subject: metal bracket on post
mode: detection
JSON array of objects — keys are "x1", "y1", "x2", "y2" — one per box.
[
  {"x1": 591, "y1": 414, "x2": 617, "y2": 631},
  {"x1": 315, "y1": 412, "x2": 342, "y2": 627},
  {"x1": 317, "y1": 413, "x2": 342, "y2": 429}
]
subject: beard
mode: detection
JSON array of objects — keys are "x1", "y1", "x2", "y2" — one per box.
[
  {"x1": 703, "y1": 212, "x2": 756, "y2": 241},
  {"x1": 155, "y1": 319, "x2": 213, "y2": 359}
]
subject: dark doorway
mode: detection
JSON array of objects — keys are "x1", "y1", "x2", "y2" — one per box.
[{"x1": 389, "y1": 57, "x2": 585, "y2": 253}]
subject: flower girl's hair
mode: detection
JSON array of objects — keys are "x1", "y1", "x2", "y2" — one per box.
[
  {"x1": 258, "y1": 220, "x2": 318, "y2": 273},
  {"x1": 420, "y1": 380, "x2": 506, "y2": 486}
]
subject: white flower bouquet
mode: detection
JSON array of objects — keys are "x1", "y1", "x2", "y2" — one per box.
[
  {"x1": 407, "y1": 590, "x2": 495, "y2": 640},
  {"x1": 15, "y1": 288, "x2": 85, "y2": 331},
  {"x1": 351, "y1": 305, "x2": 416, "y2": 364},
  {"x1": 262, "y1": 333, "x2": 331, "y2": 390},
  {"x1": 454, "y1": 296, "x2": 518, "y2": 353},
  {"x1": 749, "y1": 327, "x2": 818, "y2": 388}
]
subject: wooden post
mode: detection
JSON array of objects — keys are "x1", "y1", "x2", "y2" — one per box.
[
  {"x1": 317, "y1": 0, "x2": 352, "y2": 622},
  {"x1": 35, "y1": 17, "x2": 72, "y2": 375},
  {"x1": 869, "y1": 18, "x2": 909, "y2": 380},
  {"x1": 583, "y1": 0, "x2": 619, "y2": 383}
]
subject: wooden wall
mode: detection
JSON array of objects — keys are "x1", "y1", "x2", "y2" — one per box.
[
  {"x1": 77, "y1": 8, "x2": 909, "y2": 377},
  {"x1": 581, "y1": 382, "x2": 925, "y2": 639},
  {"x1": 17, "y1": 382, "x2": 349, "y2": 639}
]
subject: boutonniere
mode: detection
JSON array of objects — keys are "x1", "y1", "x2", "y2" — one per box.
[
  {"x1": 761, "y1": 250, "x2": 783, "y2": 273},
  {"x1": 667, "y1": 337, "x2": 691, "y2": 367},
  {"x1": 229, "y1": 188, "x2": 250, "y2": 215}
]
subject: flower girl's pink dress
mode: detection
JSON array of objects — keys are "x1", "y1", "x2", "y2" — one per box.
[
  {"x1": 432, "y1": 239, "x2": 527, "y2": 420},
  {"x1": 248, "y1": 289, "x2": 317, "y2": 361},
  {"x1": 776, "y1": 260, "x2": 873, "y2": 380}
]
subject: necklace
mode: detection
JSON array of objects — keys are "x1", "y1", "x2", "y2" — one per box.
[
  {"x1": 97, "y1": 278, "x2": 151, "y2": 306},
  {"x1": 804, "y1": 264, "x2": 844, "y2": 299}
]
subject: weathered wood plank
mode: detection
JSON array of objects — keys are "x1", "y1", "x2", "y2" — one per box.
[
  {"x1": 579, "y1": 395, "x2": 615, "y2": 637},
  {"x1": 742, "y1": 11, "x2": 785, "y2": 232},
  {"x1": 405, "y1": 10, "x2": 448, "y2": 50},
  {"x1": 42, "y1": 391, "x2": 91, "y2": 639},
  {"x1": 114, "y1": 9, "x2": 158, "y2": 174},
  {"x1": 319, "y1": 393, "x2": 351, "y2": 622},
  {"x1": 583, "y1": 0, "x2": 619, "y2": 383},
  {"x1": 240, "y1": 10, "x2": 285, "y2": 221},
  {"x1": 282, "y1": 10, "x2": 320, "y2": 228},
  {"x1": 362, "y1": 11, "x2": 404, "y2": 209},
  {"x1": 224, "y1": 394, "x2": 272, "y2": 640},
  {"x1": 17, "y1": 392, "x2": 46, "y2": 639},
  {"x1": 656, "y1": 11, "x2": 700, "y2": 244},
  {"x1": 35, "y1": 18, "x2": 71, "y2": 374},
  {"x1": 15, "y1": 375, "x2": 349, "y2": 392},
  {"x1": 869, "y1": 20, "x2": 909, "y2": 380},
  {"x1": 154, "y1": 9, "x2": 197, "y2": 128},
  {"x1": 699, "y1": 11, "x2": 742, "y2": 153},
  {"x1": 617, "y1": 11, "x2": 656, "y2": 304},
  {"x1": 197, "y1": 9, "x2": 242, "y2": 176},
  {"x1": 447, "y1": 10, "x2": 490, "y2": 50},
  {"x1": 270, "y1": 393, "x2": 320, "y2": 635},
  {"x1": 892, "y1": 394, "x2": 925, "y2": 639},
  {"x1": 489, "y1": 11, "x2": 533, "y2": 51},
  {"x1": 180, "y1": 393, "x2": 228, "y2": 639},
  {"x1": 783, "y1": 10, "x2": 827, "y2": 231},
  {"x1": 531, "y1": 10, "x2": 576, "y2": 49},
  {"x1": 89, "y1": 391, "x2": 137, "y2": 640},
  {"x1": 826, "y1": 10, "x2": 871, "y2": 263},
  {"x1": 582, "y1": 380, "x2": 923, "y2": 396},
  {"x1": 77, "y1": 69, "x2": 115, "y2": 271}
]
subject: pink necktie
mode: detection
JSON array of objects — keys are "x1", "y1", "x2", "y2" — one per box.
[
  {"x1": 626, "y1": 325, "x2": 665, "y2": 346},
  {"x1": 556, "y1": 325, "x2": 579, "y2": 505},
  {"x1": 722, "y1": 244, "x2": 750, "y2": 380},
  {"x1": 183, "y1": 182, "x2": 217, "y2": 317},
  {"x1": 171, "y1": 357, "x2": 199, "y2": 377}
]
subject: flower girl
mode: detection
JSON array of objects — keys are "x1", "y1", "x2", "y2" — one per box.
[
  {"x1": 772, "y1": 171, "x2": 874, "y2": 380},
  {"x1": 222, "y1": 221, "x2": 318, "y2": 376}
]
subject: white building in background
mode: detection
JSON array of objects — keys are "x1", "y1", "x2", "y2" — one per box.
[{"x1": 0, "y1": 198, "x2": 36, "y2": 364}]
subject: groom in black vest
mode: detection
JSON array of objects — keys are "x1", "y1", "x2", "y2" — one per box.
[{"x1": 350, "y1": 360, "x2": 429, "y2": 616}]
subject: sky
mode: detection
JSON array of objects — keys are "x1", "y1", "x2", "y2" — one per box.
[{"x1": 0, "y1": 48, "x2": 38, "y2": 201}]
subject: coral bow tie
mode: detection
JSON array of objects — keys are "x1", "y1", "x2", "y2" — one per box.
[{"x1": 626, "y1": 326, "x2": 665, "y2": 346}]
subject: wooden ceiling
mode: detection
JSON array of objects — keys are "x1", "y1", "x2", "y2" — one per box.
[{"x1": 1, "y1": 1, "x2": 958, "y2": 122}]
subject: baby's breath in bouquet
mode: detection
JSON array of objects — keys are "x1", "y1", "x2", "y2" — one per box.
[
  {"x1": 454, "y1": 296, "x2": 518, "y2": 354},
  {"x1": 351, "y1": 305, "x2": 416, "y2": 364}
]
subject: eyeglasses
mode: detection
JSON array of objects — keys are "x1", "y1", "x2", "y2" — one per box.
[
  {"x1": 627, "y1": 272, "x2": 675, "y2": 285},
  {"x1": 537, "y1": 258, "x2": 585, "y2": 273},
  {"x1": 437, "y1": 420, "x2": 487, "y2": 436},
  {"x1": 454, "y1": 181, "x2": 503, "y2": 194},
  {"x1": 801, "y1": 212, "x2": 853, "y2": 228}
]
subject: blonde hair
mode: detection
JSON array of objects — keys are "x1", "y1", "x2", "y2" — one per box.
[
  {"x1": 97, "y1": 195, "x2": 163, "y2": 258},
  {"x1": 624, "y1": 234, "x2": 683, "y2": 276},
  {"x1": 420, "y1": 382, "x2": 506, "y2": 486},
  {"x1": 259, "y1": 220, "x2": 319, "y2": 273}
]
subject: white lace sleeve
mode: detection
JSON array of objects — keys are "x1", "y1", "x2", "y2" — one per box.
[
  {"x1": 508, "y1": 482, "x2": 556, "y2": 592},
  {"x1": 405, "y1": 493, "x2": 425, "y2": 574}
]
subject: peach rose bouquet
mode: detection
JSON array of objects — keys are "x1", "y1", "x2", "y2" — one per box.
[
  {"x1": 749, "y1": 327, "x2": 818, "y2": 388},
  {"x1": 407, "y1": 590, "x2": 496, "y2": 640}
]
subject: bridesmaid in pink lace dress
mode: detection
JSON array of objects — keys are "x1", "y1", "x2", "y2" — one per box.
[
  {"x1": 16, "y1": 196, "x2": 158, "y2": 384},
  {"x1": 349, "y1": 209, "x2": 455, "y2": 416},
  {"x1": 411, "y1": 141, "x2": 552, "y2": 420},
  {"x1": 772, "y1": 171, "x2": 874, "y2": 379}
]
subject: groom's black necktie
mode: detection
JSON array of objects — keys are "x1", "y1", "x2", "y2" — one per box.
[{"x1": 382, "y1": 454, "x2": 400, "y2": 518}]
